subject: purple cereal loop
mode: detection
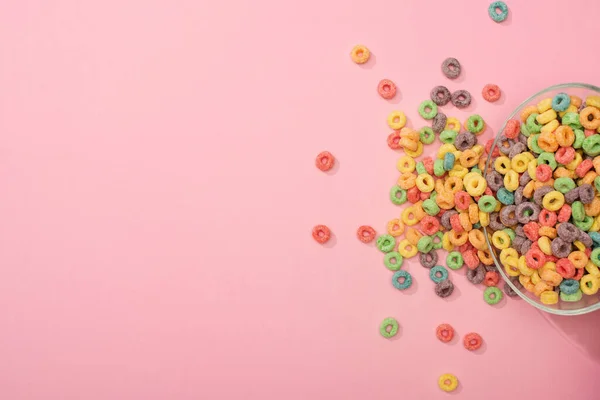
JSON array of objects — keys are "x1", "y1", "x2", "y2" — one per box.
[
  {"x1": 432, "y1": 112, "x2": 447, "y2": 133},
  {"x1": 557, "y1": 222, "x2": 579, "y2": 242},
  {"x1": 509, "y1": 142, "x2": 527, "y2": 159},
  {"x1": 489, "y1": 212, "x2": 504, "y2": 231},
  {"x1": 504, "y1": 281, "x2": 519, "y2": 297},
  {"x1": 510, "y1": 276, "x2": 523, "y2": 290},
  {"x1": 441, "y1": 210, "x2": 457, "y2": 230},
  {"x1": 518, "y1": 134, "x2": 528, "y2": 146},
  {"x1": 466, "y1": 265, "x2": 486, "y2": 284},
  {"x1": 441, "y1": 57, "x2": 461, "y2": 79},
  {"x1": 455, "y1": 132, "x2": 477, "y2": 151},
  {"x1": 519, "y1": 171, "x2": 532, "y2": 186},
  {"x1": 451, "y1": 90, "x2": 471, "y2": 108},
  {"x1": 579, "y1": 102, "x2": 587, "y2": 113},
  {"x1": 520, "y1": 239, "x2": 532, "y2": 255},
  {"x1": 579, "y1": 184, "x2": 594, "y2": 204},
  {"x1": 498, "y1": 135, "x2": 511, "y2": 155},
  {"x1": 564, "y1": 187, "x2": 580, "y2": 204},
  {"x1": 484, "y1": 263, "x2": 498, "y2": 272},
  {"x1": 486, "y1": 171, "x2": 504, "y2": 191},
  {"x1": 420, "y1": 250, "x2": 438, "y2": 269},
  {"x1": 516, "y1": 202, "x2": 540, "y2": 224},
  {"x1": 430, "y1": 86, "x2": 451, "y2": 106},
  {"x1": 513, "y1": 235, "x2": 526, "y2": 249},
  {"x1": 533, "y1": 186, "x2": 553, "y2": 206},
  {"x1": 515, "y1": 225, "x2": 525, "y2": 237},
  {"x1": 578, "y1": 230, "x2": 593, "y2": 248},
  {"x1": 551, "y1": 237, "x2": 571, "y2": 258},
  {"x1": 435, "y1": 279, "x2": 454, "y2": 297},
  {"x1": 500, "y1": 205, "x2": 518, "y2": 226},
  {"x1": 514, "y1": 187, "x2": 524, "y2": 205}
]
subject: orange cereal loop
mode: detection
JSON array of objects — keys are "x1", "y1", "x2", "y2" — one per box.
[
  {"x1": 449, "y1": 230, "x2": 469, "y2": 246},
  {"x1": 460, "y1": 149, "x2": 479, "y2": 168},
  {"x1": 413, "y1": 201, "x2": 426, "y2": 220},
  {"x1": 553, "y1": 167, "x2": 574, "y2": 179},
  {"x1": 468, "y1": 229, "x2": 487, "y2": 250},
  {"x1": 468, "y1": 203, "x2": 479, "y2": 224},
  {"x1": 570, "y1": 95, "x2": 583, "y2": 108},
  {"x1": 478, "y1": 249, "x2": 494, "y2": 265},
  {"x1": 555, "y1": 125, "x2": 574, "y2": 147},
  {"x1": 568, "y1": 251, "x2": 588, "y2": 268},
  {"x1": 581, "y1": 171, "x2": 597, "y2": 185},
  {"x1": 378, "y1": 79, "x2": 397, "y2": 100},
  {"x1": 459, "y1": 212, "x2": 472, "y2": 231},
  {"x1": 593, "y1": 157, "x2": 600, "y2": 174},
  {"x1": 444, "y1": 176, "x2": 464, "y2": 194},
  {"x1": 538, "y1": 131, "x2": 559, "y2": 152},
  {"x1": 315, "y1": 151, "x2": 335, "y2": 171},
  {"x1": 538, "y1": 226, "x2": 557, "y2": 239},
  {"x1": 399, "y1": 127, "x2": 420, "y2": 141},
  {"x1": 399, "y1": 138, "x2": 418, "y2": 152},
  {"x1": 580, "y1": 106, "x2": 600, "y2": 130},
  {"x1": 520, "y1": 105, "x2": 539, "y2": 122},
  {"x1": 436, "y1": 193, "x2": 455, "y2": 210},
  {"x1": 397, "y1": 172, "x2": 417, "y2": 189},
  {"x1": 387, "y1": 218, "x2": 405, "y2": 237},
  {"x1": 406, "y1": 227, "x2": 423, "y2": 245},
  {"x1": 350, "y1": 45, "x2": 370, "y2": 64},
  {"x1": 584, "y1": 197, "x2": 600, "y2": 217}
]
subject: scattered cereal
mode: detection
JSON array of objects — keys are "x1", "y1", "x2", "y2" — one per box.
[
  {"x1": 436, "y1": 323, "x2": 455, "y2": 342},
  {"x1": 379, "y1": 317, "x2": 399, "y2": 338},
  {"x1": 357, "y1": 225, "x2": 376, "y2": 243},
  {"x1": 438, "y1": 374, "x2": 459, "y2": 392},
  {"x1": 488, "y1": 1, "x2": 508, "y2": 23},
  {"x1": 350, "y1": 44, "x2": 370, "y2": 64},
  {"x1": 312, "y1": 225, "x2": 331, "y2": 244},
  {"x1": 463, "y1": 332, "x2": 483, "y2": 350},
  {"x1": 441, "y1": 58, "x2": 461, "y2": 79},
  {"x1": 378, "y1": 79, "x2": 397, "y2": 99},
  {"x1": 482, "y1": 84, "x2": 501, "y2": 102},
  {"x1": 315, "y1": 151, "x2": 335, "y2": 171}
]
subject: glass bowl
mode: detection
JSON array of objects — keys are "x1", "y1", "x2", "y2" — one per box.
[{"x1": 484, "y1": 82, "x2": 600, "y2": 315}]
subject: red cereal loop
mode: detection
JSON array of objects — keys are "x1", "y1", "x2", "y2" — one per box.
[
  {"x1": 421, "y1": 216, "x2": 440, "y2": 235},
  {"x1": 502, "y1": 119, "x2": 520, "y2": 139},
  {"x1": 556, "y1": 258, "x2": 576, "y2": 279},
  {"x1": 422, "y1": 157, "x2": 434, "y2": 175},
  {"x1": 378, "y1": 79, "x2": 397, "y2": 99},
  {"x1": 523, "y1": 222, "x2": 540, "y2": 241},
  {"x1": 535, "y1": 164, "x2": 552, "y2": 182},
  {"x1": 538, "y1": 209, "x2": 557, "y2": 227},
  {"x1": 585, "y1": 248, "x2": 592, "y2": 257},
  {"x1": 482, "y1": 84, "x2": 501, "y2": 102},
  {"x1": 316, "y1": 151, "x2": 335, "y2": 171},
  {"x1": 557, "y1": 204, "x2": 572, "y2": 223},
  {"x1": 407, "y1": 186, "x2": 421, "y2": 203},
  {"x1": 530, "y1": 242, "x2": 541, "y2": 252},
  {"x1": 576, "y1": 159, "x2": 594, "y2": 178},
  {"x1": 585, "y1": 129, "x2": 596, "y2": 137},
  {"x1": 464, "y1": 250, "x2": 480, "y2": 270},
  {"x1": 546, "y1": 254, "x2": 558, "y2": 263},
  {"x1": 312, "y1": 225, "x2": 331, "y2": 244},
  {"x1": 450, "y1": 214, "x2": 464, "y2": 233},
  {"x1": 356, "y1": 225, "x2": 376, "y2": 243},
  {"x1": 459, "y1": 243, "x2": 474, "y2": 253},
  {"x1": 387, "y1": 132, "x2": 402, "y2": 149},
  {"x1": 463, "y1": 332, "x2": 483, "y2": 351},
  {"x1": 420, "y1": 191, "x2": 431, "y2": 201},
  {"x1": 436, "y1": 324, "x2": 455, "y2": 343},
  {"x1": 573, "y1": 267, "x2": 585, "y2": 280},
  {"x1": 526, "y1": 248, "x2": 546, "y2": 269},
  {"x1": 454, "y1": 191, "x2": 471, "y2": 210},
  {"x1": 484, "y1": 271, "x2": 500, "y2": 286},
  {"x1": 555, "y1": 147, "x2": 575, "y2": 165}
]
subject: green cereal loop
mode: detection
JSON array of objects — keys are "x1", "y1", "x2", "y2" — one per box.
[
  {"x1": 430, "y1": 191, "x2": 438, "y2": 203},
  {"x1": 571, "y1": 201, "x2": 585, "y2": 222},
  {"x1": 376, "y1": 234, "x2": 396, "y2": 253},
  {"x1": 573, "y1": 129, "x2": 585, "y2": 149},
  {"x1": 446, "y1": 251, "x2": 464, "y2": 270},
  {"x1": 420, "y1": 127, "x2": 436, "y2": 144},
  {"x1": 390, "y1": 185, "x2": 407, "y2": 205},
  {"x1": 595, "y1": 176, "x2": 600, "y2": 193},
  {"x1": 528, "y1": 134, "x2": 543, "y2": 154},
  {"x1": 418, "y1": 100, "x2": 438, "y2": 120},
  {"x1": 484, "y1": 286, "x2": 503, "y2": 305},
  {"x1": 466, "y1": 114, "x2": 484, "y2": 134},
  {"x1": 560, "y1": 290, "x2": 583, "y2": 302},
  {"x1": 431, "y1": 232, "x2": 444, "y2": 249},
  {"x1": 574, "y1": 216, "x2": 594, "y2": 231},
  {"x1": 423, "y1": 199, "x2": 440, "y2": 216},
  {"x1": 384, "y1": 251, "x2": 404, "y2": 271},
  {"x1": 478, "y1": 195, "x2": 497, "y2": 212},
  {"x1": 473, "y1": 222, "x2": 482, "y2": 229},
  {"x1": 591, "y1": 248, "x2": 600, "y2": 266},
  {"x1": 415, "y1": 161, "x2": 427, "y2": 175},
  {"x1": 417, "y1": 236, "x2": 434, "y2": 253},
  {"x1": 434, "y1": 159, "x2": 445, "y2": 177},
  {"x1": 537, "y1": 152, "x2": 557, "y2": 170},
  {"x1": 583, "y1": 134, "x2": 600, "y2": 156},
  {"x1": 502, "y1": 228, "x2": 515, "y2": 243},
  {"x1": 554, "y1": 177, "x2": 576, "y2": 193},
  {"x1": 526, "y1": 113, "x2": 542, "y2": 133},
  {"x1": 379, "y1": 317, "x2": 399, "y2": 338},
  {"x1": 440, "y1": 130, "x2": 457, "y2": 144},
  {"x1": 562, "y1": 112, "x2": 582, "y2": 128},
  {"x1": 470, "y1": 167, "x2": 482, "y2": 175},
  {"x1": 520, "y1": 121, "x2": 531, "y2": 137}
]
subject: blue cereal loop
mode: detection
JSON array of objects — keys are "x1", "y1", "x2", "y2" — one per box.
[
  {"x1": 552, "y1": 92, "x2": 571, "y2": 112},
  {"x1": 488, "y1": 1, "x2": 508, "y2": 22},
  {"x1": 560, "y1": 279, "x2": 580, "y2": 295},
  {"x1": 392, "y1": 270, "x2": 413, "y2": 290},
  {"x1": 590, "y1": 232, "x2": 600, "y2": 247},
  {"x1": 497, "y1": 187, "x2": 515, "y2": 205},
  {"x1": 443, "y1": 152, "x2": 455, "y2": 171},
  {"x1": 429, "y1": 265, "x2": 449, "y2": 283}
]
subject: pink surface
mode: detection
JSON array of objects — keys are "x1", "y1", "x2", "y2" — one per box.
[{"x1": 1, "y1": 0, "x2": 600, "y2": 399}]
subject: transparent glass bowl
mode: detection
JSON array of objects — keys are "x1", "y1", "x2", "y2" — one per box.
[{"x1": 484, "y1": 83, "x2": 600, "y2": 315}]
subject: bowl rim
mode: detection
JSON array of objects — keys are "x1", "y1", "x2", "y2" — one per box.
[{"x1": 483, "y1": 82, "x2": 600, "y2": 315}]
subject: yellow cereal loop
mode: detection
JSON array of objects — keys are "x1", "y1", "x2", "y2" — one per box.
[
  {"x1": 503, "y1": 170, "x2": 519, "y2": 191},
  {"x1": 445, "y1": 117, "x2": 461, "y2": 132},
  {"x1": 398, "y1": 239, "x2": 418, "y2": 258},
  {"x1": 494, "y1": 156, "x2": 511, "y2": 175},
  {"x1": 404, "y1": 141, "x2": 424, "y2": 157},
  {"x1": 519, "y1": 274, "x2": 532, "y2": 287},
  {"x1": 479, "y1": 211, "x2": 490, "y2": 227},
  {"x1": 541, "y1": 119, "x2": 560, "y2": 133},
  {"x1": 492, "y1": 230, "x2": 510, "y2": 249},
  {"x1": 442, "y1": 232, "x2": 453, "y2": 251},
  {"x1": 580, "y1": 274, "x2": 599, "y2": 295},
  {"x1": 396, "y1": 156, "x2": 416, "y2": 173},
  {"x1": 415, "y1": 174, "x2": 435, "y2": 192},
  {"x1": 472, "y1": 144, "x2": 484, "y2": 157},
  {"x1": 542, "y1": 191, "x2": 565, "y2": 211},
  {"x1": 566, "y1": 152, "x2": 582, "y2": 170},
  {"x1": 589, "y1": 215, "x2": 600, "y2": 232},
  {"x1": 505, "y1": 262, "x2": 520, "y2": 277},
  {"x1": 540, "y1": 261, "x2": 557, "y2": 273},
  {"x1": 540, "y1": 291, "x2": 559, "y2": 305},
  {"x1": 459, "y1": 149, "x2": 478, "y2": 168},
  {"x1": 538, "y1": 236, "x2": 552, "y2": 256},
  {"x1": 387, "y1": 218, "x2": 405, "y2": 237},
  {"x1": 573, "y1": 240, "x2": 586, "y2": 252},
  {"x1": 558, "y1": 104, "x2": 578, "y2": 118},
  {"x1": 527, "y1": 159, "x2": 538, "y2": 180},
  {"x1": 586, "y1": 95, "x2": 600, "y2": 109},
  {"x1": 518, "y1": 256, "x2": 535, "y2": 276},
  {"x1": 531, "y1": 271, "x2": 541, "y2": 285},
  {"x1": 500, "y1": 248, "x2": 518, "y2": 265},
  {"x1": 401, "y1": 206, "x2": 419, "y2": 226},
  {"x1": 537, "y1": 98, "x2": 553, "y2": 113},
  {"x1": 511, "y1": 154, "x2": 529, "y2": 173},
  {"x1": 536, "y1": 109, "x2": 557, "y2": 125},
  {"x1": 463, "y1": 172, "x2": 487, "y2": 196},
  {"x1": 387, "y1": 111, "x2": 407, "y2": 130},
  {"x1": 437, "y1": 144, "x2": 457, "y2": 159},
  {"x1": 448, "y1": 165, "x2": 468, "y2": 179},
  {"x1": 585, "y1": 262, "x2": 600, "y2": 277},
  {"x1": 438, "y1": 374, "x2": 459, "y2": 392}
]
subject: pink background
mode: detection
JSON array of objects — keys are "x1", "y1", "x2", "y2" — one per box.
[{"x1": 1, "y1": 0, "x2": 600, "y2": 399}]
